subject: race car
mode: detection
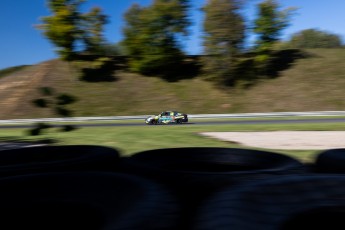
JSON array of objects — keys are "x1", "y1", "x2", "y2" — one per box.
[{"x1": 145, "y1": 111, "x2": 188, "y2": 125}]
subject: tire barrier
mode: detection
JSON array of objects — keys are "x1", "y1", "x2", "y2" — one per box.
[
  {"x1": 0, "y1": 172, "x2": 179, "y2": 230},
  {"x1": 3, "y1": 145, "x2": 345, "y2": 229},
  {"x1": 314, "y1": 148, "x2": 345, "y2": 173},
  {"x1": 194, "y1": 175, "x2": 345, "y2": 230},
  {"x1": 119, "y1": 147, "x2": 306, "y2": 229},
  {"x1": 0, "y1": 145, "x2": 120, "y2": 177},
  {"x1": 120, "y1": 147, "x2": 305, "y2": 189}
]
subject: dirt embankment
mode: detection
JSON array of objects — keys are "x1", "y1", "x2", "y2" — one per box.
[{"x1": 0, "y1": 61, "x2": 58, "y2": 119}]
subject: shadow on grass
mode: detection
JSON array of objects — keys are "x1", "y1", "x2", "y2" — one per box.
[
  {"x1": 80, "y1": 62, "x2": 118, "y2": 82},
  {"x1": 77, "y1": 56, "x2": 129, "y2": 83},
  {"x1": 160, "y1": 60, "x2": 201, "y2": 82},
  {"x1": 266, "y1": 49, "x2": 311, "y2": 78},
  {"x1": 143, "y1": 56, "x2": 202, "y2": 82},
  {"x1": 231, "y1": 49, "x2": 311, "y2": 88}
]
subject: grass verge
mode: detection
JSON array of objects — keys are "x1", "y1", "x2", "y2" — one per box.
[{"x1": 1, "y1": 121, "x2": 345, "y2": 163}]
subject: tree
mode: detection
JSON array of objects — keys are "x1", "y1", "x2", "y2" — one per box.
[
  {"x1": 122, "y1": 0, "x2": 190, "y2": 77},
  {"x1": 202, "y1": 0, "x2": 245, "y2": 83},
  {"x1": 81, "y1": 6, "x2": 108, "y2": 54},
  {"x1": 288, "y1": 29, "x2": 343, "y2": 49},
  {"x1": 122, "y1": 4, "x2": 146, "y2": 61},
  {"x1": 253, "y1": 0, "x2": 295, "y2": 72},
  {"x1": 37, "y1": 0, "x2": 108, "y2": 60},
  {"x1": 253, "y1": 0, "x2": 294, "y2": 49},
  {"x1": 97, "y1": 42, "x2": 125, "y2": 56},
  {"x1": 38, "y1": 0, "x2": 84, "y2": 60}
]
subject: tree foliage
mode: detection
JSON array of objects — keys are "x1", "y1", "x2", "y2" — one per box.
[
  {"x1": 122, "y1": 4, "x2": 146, "y2": 63},
  {"x1": 252, "y1": 0, "x2": 295, "y2": 74},
  {"x1": 288, "y1": 29, "x2": 343, "y2": 49},
  {"x1": 122, "y1": 0, "x2": 190, "y2": 77},
  {"x1": 253, "y1": 0, "x2": 294, "y2": 51},
  {"x1": 202, "y1": 0, "x2": 245, "y2": 84},
  {"x1": 38, "y1": 0, "x2": 108, "y2": 60},
  {"x1": 81, "y1": 7, "x2": 108, "y2": 54}
]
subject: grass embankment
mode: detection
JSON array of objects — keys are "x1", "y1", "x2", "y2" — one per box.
[
  {"x1": 1, "y1": 120, "x2": 345, "y2": 163},
  {"x1": 0, "y1": 65, "x2": 30, "y2": 79},
  {"x1": 0, "y1": 49, "x2": 345, "y2": 119}
]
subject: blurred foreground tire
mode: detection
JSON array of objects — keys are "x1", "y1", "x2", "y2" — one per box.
[
  {"x1": 0, "y1": 145, "x2": 120, "y2": 177},
  {"x1": 315, "y1": 148, "x2": 345, "y2": 173},
  {"x1": 194, "y1": 175, "x2": 345, "y2": 230},
  {"x1": 0, "y1": 172, "x2": 179, "y2": 230},
  {"x1": 121, "y1": 147, "x2": 305, "y2": 189},
  {"x1": 120, "y1": 147, "x2": 306, "y2": 229}
]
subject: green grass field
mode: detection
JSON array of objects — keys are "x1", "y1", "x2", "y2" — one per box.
[{"x1": 1, "y1": 119, "x2": 345, "y2": 163}]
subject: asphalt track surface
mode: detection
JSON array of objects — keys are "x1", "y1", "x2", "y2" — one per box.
[{"x1": 1, "y1": 118, "x2": 345, "y2": 129}]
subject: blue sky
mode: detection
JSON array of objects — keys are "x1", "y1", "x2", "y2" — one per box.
[{"x1": 1, "y1": 0, "x2": 344, "y2": 69}]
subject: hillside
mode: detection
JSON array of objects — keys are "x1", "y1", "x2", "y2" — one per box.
[{"x1": 0, "y1": 49, "x2": 345, "y2": 119}]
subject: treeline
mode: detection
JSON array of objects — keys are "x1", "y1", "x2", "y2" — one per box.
[{"x1": 37, "y1": 0, "x2": 344, "y2": 84}]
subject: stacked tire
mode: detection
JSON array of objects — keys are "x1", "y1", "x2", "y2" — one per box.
[
  {"x1": 119, "y1": 147, "x2": 306, "y2": 229},
  {"x1": 191, "y1": 148, "x2": 345, "y2": 230},
  {"x1": 0, "y1": 145, "x2": 120, "y2": 177},
  {"x1": 2, "y1": 145, "x2": 345, "y2": 229},
  {"x1": 0, "y1": 145, "x2": 180, "y2": 230},
  {"x1": 314, "y1": 148, "x2": 345, "y2": 173},
  {"x1": 193, "y1": 174, "x2": 345, "y2": 230}
]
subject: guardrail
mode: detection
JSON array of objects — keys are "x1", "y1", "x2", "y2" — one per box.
[
  {"x1": 1, "y1": 111, "x2": 345, "y2": 124},
  {"x1": 190, "y1": 111, "x2": 345, "y2": 118}
]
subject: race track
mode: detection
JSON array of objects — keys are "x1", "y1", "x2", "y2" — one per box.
[{"x1": 1, "y1": 117, "x2": 345, "y2": 129}]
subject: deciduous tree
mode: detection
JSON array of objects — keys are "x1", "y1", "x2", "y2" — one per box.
[
  {"x1": 253, "y1": 0, "x2": 295, "y2": 73},
  {"x1": 288, "y1": 29, "x2": 343, "y2": 49},
  {"x1": 122, "y1": 0, "x2": 190, "y2": 77},
  {"x1": 37, "y1": 0, "x2": 108, "y2": 60},
  {"x1": 202, "y1": 0, "x2": 245, "y2": 84},
  {"x1": 81, "y1": 6, "x2": 108, "y2": 54},
  {"x1": 253, "y1": 0, "x2": 294, "y2": 51}
]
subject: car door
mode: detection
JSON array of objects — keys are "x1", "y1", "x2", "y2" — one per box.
[{"x1": 160, "y1": 112, "x2": 170, "y2": 124}]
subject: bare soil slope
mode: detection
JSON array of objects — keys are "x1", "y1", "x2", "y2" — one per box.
[{"x1": 0, "y1": 61, "x2": 59, "y2": 119}]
